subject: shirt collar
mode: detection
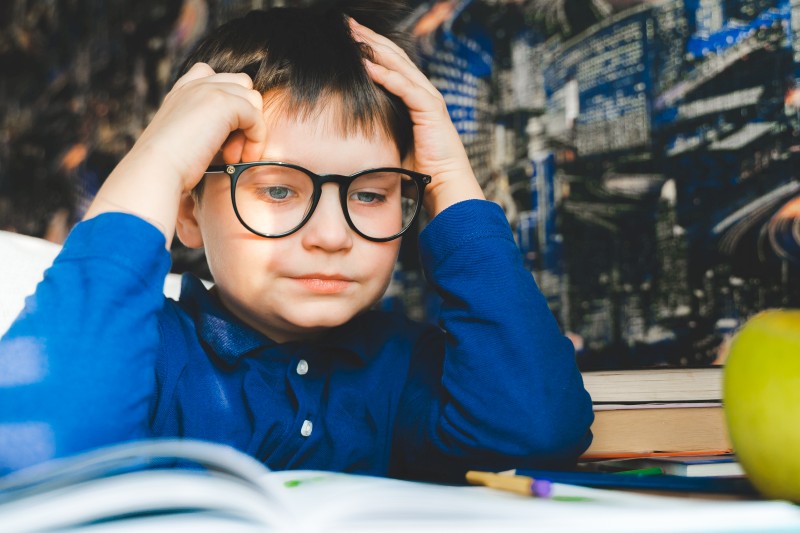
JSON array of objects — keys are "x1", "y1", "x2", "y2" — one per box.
[{"x1": 178, "y1": 274, "x2": 371, "y2": 366}]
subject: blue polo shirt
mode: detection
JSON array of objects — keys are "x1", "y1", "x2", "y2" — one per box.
[{"x1": 0, "y1": 200, "x2": 593, "y2": 480}]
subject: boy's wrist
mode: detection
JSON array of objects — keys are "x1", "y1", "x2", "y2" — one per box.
[
  {"x1": 124, "y1": 138, "x2": 195, "y2": 192},
  {"x1": 424, "y1": 170, "x2": 485, "y2": 218}
]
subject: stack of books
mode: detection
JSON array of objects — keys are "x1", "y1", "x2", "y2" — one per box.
[{"x1": 580, "y1": 367, "x2": 732, "y2": 459}]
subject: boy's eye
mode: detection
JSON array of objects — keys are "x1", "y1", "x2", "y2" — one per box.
[
  {"x1": 252, "y1": 185, "x2": 297, "y2": 202},
  {"x1": 266, "y1": 186, "x2": 291, "y2": 200},
  {"x1": 350, "y1": 191, "x2": 386, "y2": 204}
]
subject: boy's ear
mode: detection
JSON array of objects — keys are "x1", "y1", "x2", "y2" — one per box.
[{"x1": 175, "y1": 192, "x2": 204, "y2": 249}]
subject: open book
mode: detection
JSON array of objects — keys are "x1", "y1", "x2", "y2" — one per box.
[{"x1": 1, "y1": 439, "x2": 800, "y2": 533}]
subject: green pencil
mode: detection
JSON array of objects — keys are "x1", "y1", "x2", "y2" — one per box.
[{"x1": 612, "y1": 467, "x2": 664, "y2": 476}]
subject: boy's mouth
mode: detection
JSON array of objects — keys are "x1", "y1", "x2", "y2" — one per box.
[{"x1": 291, "y1": 274, "x2": 353, "y2": 294}]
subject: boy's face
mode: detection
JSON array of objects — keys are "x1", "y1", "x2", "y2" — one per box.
[{"x1": 181, "y1": 105, "x2": 403, "y2": 343}]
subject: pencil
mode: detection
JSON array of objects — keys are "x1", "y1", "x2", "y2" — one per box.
[
  {"x1": 466, "y1": 471, "x2": 552, "y2": 498},
  {"x1": 513, "y1": 468, "x2": 757, "y2": 495},
  {"x1": 613, "y1": 467, "x2": 664, "y2": 476}
]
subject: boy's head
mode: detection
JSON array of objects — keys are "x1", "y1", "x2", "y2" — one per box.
[
  {"x1": 178, "y1": 1, "x2": 413, "y2": 175},
  {"x1": 175, "y1": 1, "x2": 417, "y2": 343}
]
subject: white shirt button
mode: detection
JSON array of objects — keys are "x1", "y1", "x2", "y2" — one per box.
[
  {"x1": 296, "y1": 359, "x2": 309, "y2": 375},
  {"x1": 300, "y1": 420, "x2": 313, "y2": 437}
]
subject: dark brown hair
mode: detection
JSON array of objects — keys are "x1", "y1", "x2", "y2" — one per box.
[{"x1": 178, "y1": 0, "x2": 414, "y2": 170}]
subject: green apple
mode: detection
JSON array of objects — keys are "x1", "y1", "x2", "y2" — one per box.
[{"x1": 724, "y1": 309, "x2": 800, "y2": 501}]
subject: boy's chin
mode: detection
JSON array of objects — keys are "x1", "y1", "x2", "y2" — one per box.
[
  {"x1": 282, "y1": 303, "x2": 373, "y2": 333},
  {"x1": 276, "y1": 318, "x2": 350, "y2": 343}
]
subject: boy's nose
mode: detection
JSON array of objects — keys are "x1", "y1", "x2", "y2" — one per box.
[{"x1": 300, "y1": 183, "x2": 353, "y2": 251}]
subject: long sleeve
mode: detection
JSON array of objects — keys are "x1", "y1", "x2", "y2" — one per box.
[
  {"x1": 0, "y1": 213, "x2": 171, "y2": 473},
  {"x1": 392, "y1": 200, "x2": 593, "y2": 481}
]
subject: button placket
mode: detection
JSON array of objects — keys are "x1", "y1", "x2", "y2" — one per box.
[{"x1": 293, "y1": 354, "x2": 313, "y2": 438}]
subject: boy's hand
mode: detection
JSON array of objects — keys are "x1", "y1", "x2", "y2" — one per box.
[
  {"x1": 349, "y1": 18, "x2": 485, "y2": 217},
  {"x1": 131, "y1": 62, "x2": 267, "y2": 192},
  {"x1": 84, "y1": 63, "x2": 267, "y2": 244}
]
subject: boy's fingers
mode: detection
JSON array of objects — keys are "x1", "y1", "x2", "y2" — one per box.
[
  {"x1": 172, "y1": 62, "x2": 216, "y2": 92},
  {"x1": 172, "y1": 67, "x2": 258, "y2": 108},
  {"x1": 352, "y1": 27, "x2": 415, "y2": 72},
  {"x1": 233, "y1": 85, "x2": 266, "y2": 114},
  {"x1": 349, "y1": 19, "x2": 414, "y2": 66},
  {"x1": 164, "y1": 64, "x2": 266, "y2": 165},
  {"x1": 204, "y1": 81, "x2": 264, "y2": 112},
  {"x1": 194, "y1": 72, "x2": 255, "y2": 91},
  {"x1": 222, "y1": 131, "x2": 246, "y2": 164},
  {"x1": 232, "y1": 117, "x2": 269, "y2": 164},
  {"x1": 364, "y1": 59, "x2": 440, "y2": 114},
  {"x1": 228, "y1": 95, "x2": 268, "y2": 163},
  {"x1": 350, "y1": 22, "x2": 439, "y2": 99},
  {"x1": 363, "y1": 42, "x2": 439, "y2": 100},
  {"x1": 241, "y1": 136, "x2": 268, "y2": 164}
]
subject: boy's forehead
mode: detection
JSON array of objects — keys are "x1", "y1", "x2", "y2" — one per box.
[
  {"x1": 261, "y1": 90, "x2": 396, "y2": 146},
  {"x1": 254, "y1": 102, "x2": 400, "y2": 170}
]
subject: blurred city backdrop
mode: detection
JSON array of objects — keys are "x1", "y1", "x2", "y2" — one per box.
[{"x1": 3, "y1": 0, "x2": 800, "y2": 369}]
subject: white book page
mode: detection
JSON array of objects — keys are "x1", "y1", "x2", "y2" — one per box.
[
  {"x1": 2, "y1": 438, "x2": 800, "y2": 533},
  {"x1": 258, "y1": 470, "x2": 800, "y2": 533}
]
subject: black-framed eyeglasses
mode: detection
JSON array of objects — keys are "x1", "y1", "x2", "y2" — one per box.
[{"x1": 205, "y1": 162, "x2": 431, "y2": 242}]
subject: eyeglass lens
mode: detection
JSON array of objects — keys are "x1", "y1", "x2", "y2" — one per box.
[{"x1": 233, "y1": 165, "x2": 421, "y2": 239}]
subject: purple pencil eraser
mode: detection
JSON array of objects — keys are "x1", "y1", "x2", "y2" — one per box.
[{"x1": 532, "y1": 479, "x2": 552, "y2": 498}]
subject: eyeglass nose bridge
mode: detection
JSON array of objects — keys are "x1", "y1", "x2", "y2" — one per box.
[
  {"x1": 312, "y1": 173, "x2": 356, "y2": 206},
  {"x1": 304, "y1": 173, "x2": 359, "y2": 233}
]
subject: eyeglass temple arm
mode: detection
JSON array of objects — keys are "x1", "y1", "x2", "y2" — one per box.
[{"x1": 205, "y1": 165, "x2": 229, "y2": 173}]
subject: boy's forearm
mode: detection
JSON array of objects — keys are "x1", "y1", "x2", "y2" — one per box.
[
  {"x1": 400, "y1": 200, "x2": 593, "y2": 476},
  {"x1": 0, "y1": 214, "x2": 171, "y2": 472},
  {"x1": 83, "y1": 143, "x2": 184, "y2": 248}
]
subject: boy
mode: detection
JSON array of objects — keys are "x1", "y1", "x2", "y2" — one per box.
[{"x1": 0, "y1": 2, "x2": 592, "y2": 481}]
